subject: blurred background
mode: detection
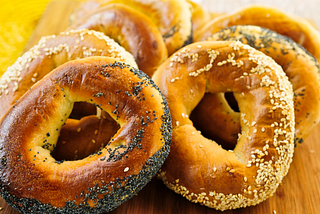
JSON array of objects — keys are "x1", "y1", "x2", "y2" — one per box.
[{"x1": 0, "y1": 0, "x2": 319, "y2": 76}]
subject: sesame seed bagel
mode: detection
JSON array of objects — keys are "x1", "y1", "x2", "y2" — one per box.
[
  {"x1": 0, "y1": 56, "x2": 172, "y2": 213},
  {"x1": 0, "y1": 29, "x2": 137, "y2": 121},
  {"x1": 152, "y1": 41, "x2": 295, "y2": 210},
  {"x1": 70, "y1": 0, "x2": 193, "y2": 55},
  {"x1": 195, "y1": 5, "x2": 320, "y2": 63},
  {"x1": 192, "y1": 25, "x2": 320, "y2": 146},
  {"x1": 69, "y1": 3, "x2": 168, "y2": 77}
]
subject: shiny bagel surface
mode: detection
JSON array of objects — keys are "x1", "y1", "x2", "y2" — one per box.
[
  {"x1": 195, "y1": 5, "x2": 320, "y2": 62},
  {"x1": 0, "y1": 57, "x2": 172, "y2": 213},
  {"x1": 70, "y1": 0, "x2": 193, "y2": 55},
  {"x1": 70, "y1": 3, "x2": 167, "y2": 77},
  {"x1": 153, "y1": 41, "x2": 295, "y2": 210},
  {"x1": 0, "y1": 29, "x2": 137, "y2": 121},
  {"x1": 192, "y1": 25, "x2": 320, "y2": 146}
]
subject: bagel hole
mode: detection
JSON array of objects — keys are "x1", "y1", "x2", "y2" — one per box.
[
  {"x1": 51, "y1": 103, "x2": 120, "y2": 161},
  {"x1": 69, "y1": 102, "x2": 97, "y2": 119},
  {"x1": 224, "y1": 92, "x2": 239, "y2": 112},
  {"x1": 190, "y1": 93, "x2": 240, "y2": 151}
]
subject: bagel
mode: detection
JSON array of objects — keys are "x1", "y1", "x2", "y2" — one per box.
[
  {"x1": 70, "y1": 0, "x2": 193, "y2": 55},
  {"x1": 195, "y1": 5, "x2": 320, "y2": 62},
  {"x1": 0, "y1": 29, "x2": 137, "y2": 120},
  {"x1": 0, "y1": 56, "x2": 172, "y2": 213},
  {"x1": 191, "y1": 25, "x2": 320, "y2": 146},
  {"x1": 69, "y1": 3, "x2": 167, "y2": 77},
  {"x1": 152, "y1": 41, "x2": 295, "y2": 210}
]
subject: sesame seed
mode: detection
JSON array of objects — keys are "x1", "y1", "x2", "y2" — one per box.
[{"x1": 156, "y1": 40, "x2": 295, "y2": 211}]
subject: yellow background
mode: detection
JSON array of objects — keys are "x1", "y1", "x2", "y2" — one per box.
[{"x1": 0, "y1": 0, "x2": 84, "y2": 77}]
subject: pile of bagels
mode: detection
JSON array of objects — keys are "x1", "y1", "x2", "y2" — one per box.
[{"x1": 1, "y1": 0, "x2": 320, "y2": 213}]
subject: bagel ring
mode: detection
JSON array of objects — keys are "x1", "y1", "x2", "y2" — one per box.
[
  {"x1": 195, "y1": 5, "x2": 320, "y2": 62},
  {"x1": 70, "y1": 0, "x2": 193, "y2": 55},
  {"x1": 152, "y1": 41, "x2": 295, "y2": 210},
  {"x1": 191, "y1": 25, "x2": 320, "y2": 146},
  {"x1": 0, "y1": 56, "x2": 172, "y2": 213},
  {"x1": 0, "y1": 29, "x2": 137, "y2": 120},
  {"x1": 69, "y1": 3, "x2": 167, "y2": 77}
]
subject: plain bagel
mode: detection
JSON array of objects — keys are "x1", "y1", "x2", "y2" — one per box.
[
  {"x1": 0, "y1": 56, "x2": 172, "y2": 213},
  {"x1": 152, "y1": 41, "x2": 295, "y2": 210},
  {"x1": 69, "y1": 3, "x2": 167, "y2": 77},
  {"x1": 70, "y1": 0, "x2": 193, "y2": 55}
]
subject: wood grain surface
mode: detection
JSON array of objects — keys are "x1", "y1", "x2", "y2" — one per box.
[{"x1": 1, "y1": 1, "x2": 320, "y2": 213}]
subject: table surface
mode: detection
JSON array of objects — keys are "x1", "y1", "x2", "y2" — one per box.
[{"x1": 0, "y1": 1, "x2": 320, "y2": 214}]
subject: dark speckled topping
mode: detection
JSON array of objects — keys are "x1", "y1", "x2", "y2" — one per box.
[
  {"x1": 0, "y1": 58, "x2": 172, "y2": 214},
  {"x1": 207, "y1": 25, "x2": 320, "y2": 145},
  {"x1": 210, "y1": 25, "x2": 319, "y2": 66}
]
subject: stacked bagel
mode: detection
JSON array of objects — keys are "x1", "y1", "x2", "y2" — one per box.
[{"x1": 0, "y1": 0, "x2": 320, "y2": 213}]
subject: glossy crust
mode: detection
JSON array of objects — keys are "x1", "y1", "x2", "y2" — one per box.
[
  {"x1": 0, "y1": 57, "x2": 172, "y2": 213},
  {"x1": 192, "y1": 25, "x2": 320, "y2": 146},
  {"x1": 0, "y1": 29, "x2": 137, "y2": 121},
  {"x1": 195, "y1": 5, "x2": 320, "y2": 62},
  {"x1": 70, "y1": 0, "x2": 193, "y2": 55},
  {"x1": 69, "y1": 3, "x2": 168, "y2": 77},
  {"x1": 152, "y1": 41, "x2": 295, "y2": 210}
]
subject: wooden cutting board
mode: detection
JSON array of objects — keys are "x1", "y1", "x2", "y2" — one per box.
[{"x1": 1, "y1": 0, "x2": 320, "y2": 213}]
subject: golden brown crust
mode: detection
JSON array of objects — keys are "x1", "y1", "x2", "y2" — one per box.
[
  {"x1": 69, "y1": 3, "x2": 168, "y2": 77},
  {"x1": 194, "y1": 25, "x2": 320, "y2": 145},
  {"x1": 152, "y1": 41, "x2": 295, "y2": 210},
  {"x1": 0, "y1": 57, "x2": 171, "y2": 213},
  {"x1": 195, "y1": 5, "x2": 320, "y2": 62},
  {"x1": 0, "y1": 29, "x2": 137, "y2": 121},
  {"x1": 70, "y1": 0, "x2": 193, "y2": 55}
]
